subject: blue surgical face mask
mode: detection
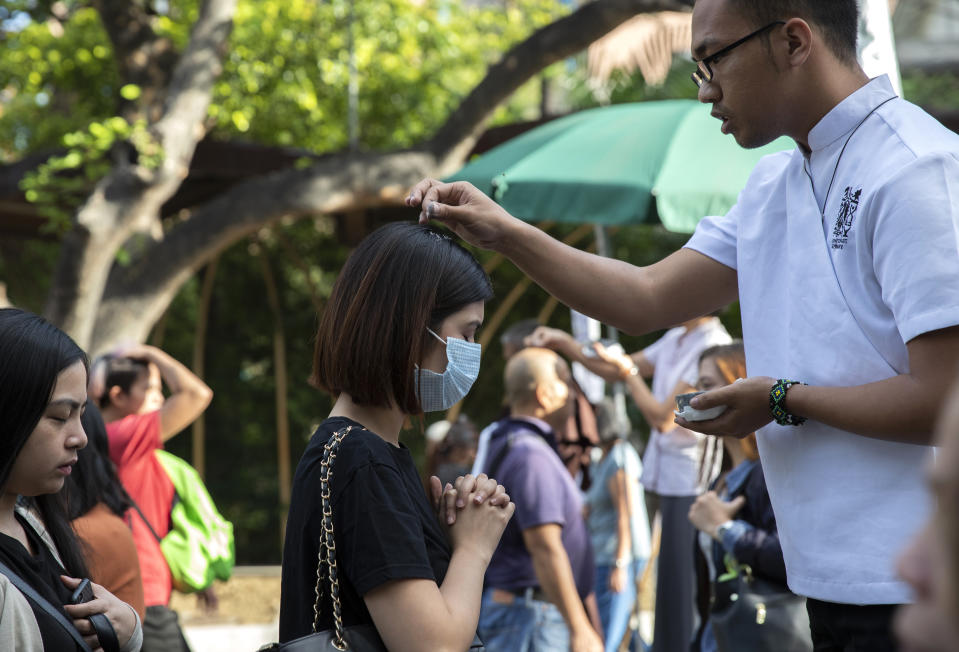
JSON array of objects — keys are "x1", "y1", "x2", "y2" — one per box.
[{"x1": 415, "y1": 327, "x2": 482, "y2": 412}]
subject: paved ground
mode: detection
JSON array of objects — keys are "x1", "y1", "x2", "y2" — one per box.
[{"x1": 183, "y1": 621, "x2": 279, "y2": 651}]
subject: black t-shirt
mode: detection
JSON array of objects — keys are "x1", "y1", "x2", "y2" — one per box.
[
  {"x1": 279, "y1": 417, "x2": 451, "y2": 642},
  {"x1": 0, "y1": 512, "x2": 83, "y2": 651}
]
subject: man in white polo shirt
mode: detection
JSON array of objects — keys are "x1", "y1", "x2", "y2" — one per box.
[{"x1": 407, "y1": 1, "x2": 959, "y2": 648}]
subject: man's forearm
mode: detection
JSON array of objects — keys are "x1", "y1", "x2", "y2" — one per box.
[
  {"x1": 786, "y1": 377, "x2": 941, "y2": 445},
  {"x1": 497, "y1": 223, "x2": 735, "y2": 336},
  {"x1": 529, "y1": 544, "x2": 592, "y2": 633}
]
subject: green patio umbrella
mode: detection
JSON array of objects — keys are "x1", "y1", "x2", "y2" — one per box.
[{"x1": 448, "y1": 100, "x2": 793, "y2": 233}]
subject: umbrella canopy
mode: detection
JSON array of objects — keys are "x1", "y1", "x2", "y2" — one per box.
[{"x1": 448, "y1": 100, "x2": 793, "y2": 233}]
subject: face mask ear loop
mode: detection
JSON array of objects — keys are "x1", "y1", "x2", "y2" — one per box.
[{"x1": 426, "y1": 327, "x2": 447, "y2": 345}]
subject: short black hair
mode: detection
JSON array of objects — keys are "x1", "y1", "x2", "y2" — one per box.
[
  {"x1": 727, "y1": 0, "x2": 859, "y2": 65},
  {"x1": 96, "y1": 355, "x2": 149, "y2": 409},
  {"x1": 312, "y1": 222, "x2": 493, "y2": 413}
]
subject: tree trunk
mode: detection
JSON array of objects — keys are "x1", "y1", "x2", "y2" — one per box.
[
  {"x1": 256, "y1": 242, "x2": 292, "y2": 547},
  {"x1": 191, "y1": 257, "x2": 219, "y2": 479}
]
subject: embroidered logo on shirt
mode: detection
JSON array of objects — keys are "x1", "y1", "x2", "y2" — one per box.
[{"x1": 831, "y1": 186, "x2": 862, "y2": 250}]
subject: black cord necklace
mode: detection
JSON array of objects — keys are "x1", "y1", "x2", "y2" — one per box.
[{"x1": 805, "y1": 95, "x2": 897, "y2": 218}]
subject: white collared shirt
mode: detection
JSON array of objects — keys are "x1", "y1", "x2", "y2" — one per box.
[
  {"x1": 639, "y1": 317, "x2": 731, "y2": 496},
  {"x1": 685, "y1": 75, "x2": 959, "y2": 604}
]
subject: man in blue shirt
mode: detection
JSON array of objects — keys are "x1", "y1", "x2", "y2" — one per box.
[{"x1": 478, "y1": 347, "x2": 602, "y2": 652}]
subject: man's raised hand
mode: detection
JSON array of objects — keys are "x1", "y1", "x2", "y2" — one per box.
[{"x1": 406, "y1": 179, "x2": 517, "y2": 251}]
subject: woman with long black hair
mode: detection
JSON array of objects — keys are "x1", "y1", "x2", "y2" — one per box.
[{"x1": 0, "y1": 307, "x2": 142, "y2": 651}]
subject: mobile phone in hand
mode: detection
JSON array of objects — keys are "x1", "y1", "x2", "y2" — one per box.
[{"x1": 70, "y1": 578, "x2": 94, "y2": 604}]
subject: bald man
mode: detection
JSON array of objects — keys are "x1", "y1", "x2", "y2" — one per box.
[{"x1": 476, "y1": 348, "x2": 602, "y2": 652}]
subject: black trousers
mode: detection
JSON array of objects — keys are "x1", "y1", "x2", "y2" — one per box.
[
  {"x1": 806, "y1": 598, "x2": 899, "y2": 652},
  {"x1": 142, "y1": 605, "x2": 192, "y2": 652},
  {"x1": 648, "y1": 493, "x2": 697, "y2": 652}
]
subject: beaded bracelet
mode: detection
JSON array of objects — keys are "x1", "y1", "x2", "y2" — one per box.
[{"x1": 769, "y1": 379, "x2": 807, "y2": 426}]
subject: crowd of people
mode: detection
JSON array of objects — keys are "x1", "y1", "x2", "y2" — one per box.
[
  {"x1": 403, "y1": 0, "x2": 959, "y2": 650},
  {"x1": 2, "y1": 0, "x2": 959, "y2": 651}
]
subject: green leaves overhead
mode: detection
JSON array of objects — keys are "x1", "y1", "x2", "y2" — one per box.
[
  {"x1": 1, "y1": 0, "x2": 567, "y2": 160},
  {"x1": 19, "y1": 117, "x2": 164, "y2": 231},
  {"x1": 0, "y1": 7, "x2": 120, "y2": 155},
  {"x1": 209, "y1": 0, "x2": 566, "y2": 150}
]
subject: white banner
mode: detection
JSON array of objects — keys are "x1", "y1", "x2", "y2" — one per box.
[
  {"x1": 859, "y1": 0, "x2": 902, "y2": 95},
  {"x1": 570, "y1": 309, "x2": 606, "y2": 404}
]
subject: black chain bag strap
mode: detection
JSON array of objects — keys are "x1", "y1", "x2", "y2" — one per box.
[
  {"x1": 710, "y1": 564, "x2": 812, "y2": 652},
  {"x1": 261, "y1": 426, "x2": 484, "y2": 652},
  {"x1": 262, "y1": 426, "x2": 386, "y2": 652}
]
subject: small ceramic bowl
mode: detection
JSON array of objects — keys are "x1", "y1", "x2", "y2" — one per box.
[{"x1": 674, "y1": 391, "x2": 727, "y2": 421}]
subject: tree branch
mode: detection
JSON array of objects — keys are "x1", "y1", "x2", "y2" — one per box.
[
  {"x1": 47, "y1": 0, "x2": 237, "y2": 348},
  {"x1": 89, "y1": 150, "x2": 435, "y2": 352},
  {"x1": 426, "y1": 0, "x2": 692, "y2": 171},
  {"x1": 92, "y1": 0, "x2": 179, "y2": 121}
]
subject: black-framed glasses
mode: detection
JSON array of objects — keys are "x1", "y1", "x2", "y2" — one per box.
[{"x1": 691, "y1": 21, "x2": 785, "y2": 88}]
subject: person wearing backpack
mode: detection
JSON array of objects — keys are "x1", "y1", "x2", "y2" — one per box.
[{"x1": 93, "y1": 345, "x2": 213, "y2": 652}]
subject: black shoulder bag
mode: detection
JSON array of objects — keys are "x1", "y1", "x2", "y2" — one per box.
[{"x1": 710, "y1": 562, "x2": 812, "y2": 652}]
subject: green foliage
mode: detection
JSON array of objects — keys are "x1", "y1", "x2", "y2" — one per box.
[
  {"x1": 0, "y1": 238, "x2": 59, "y2": 313},
  {"x1": 0, "y1": 7, "x2": 120, "y2": 157},
  {"x1": 19, "y1": 117, "x2": 163, "y2": 231},
  {"x1": 0, "y1": 1, "x2": 760, "y2": 567},
  {"x1": 1, "y1": 0, "x2": 567, "y2": 159},
  {"x1": 901, "y1": 71, "x2": 959, "y2": 112},
  {"x1": 208, "y1": 0, "x2": 566, "y2": 150}
]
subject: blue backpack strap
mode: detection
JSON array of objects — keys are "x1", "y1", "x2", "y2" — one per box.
[
  {"x1": 483, "y1": 418, "x2": 551, "y2": 481},
  {"x1": 0, "y1": 560, "x2": 93, "y2": 652}
]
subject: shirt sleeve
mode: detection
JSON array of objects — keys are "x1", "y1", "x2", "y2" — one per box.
[
  {"x1": 335, "y1": 462, "x2": 437, "y2": 596},
  {"x1": 107, "y1": 411, "x2": 162, "y2": 468},
  {"x1": 685, "y1": 150, "x2": 794, "y2": 272},
  {"x1": 719, "y1": 519, "x2": 752, "y2": 553},
  {"x1": 869, "y1": 152, "x2": 959, "y2": 343},
  {"x1": 499, "y1": 439, "x2": 568, "y2": 531},
  {"x1": 641, "y1": 334, "x2": 667, "y2": 367},
  {"x1": 621, "y1": 443, "x2": 642, "y2": 478},
  {"x1": 684, "y1": 209, "x2": 739, "y2": 272}
]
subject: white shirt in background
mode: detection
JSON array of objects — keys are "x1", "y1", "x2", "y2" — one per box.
[{"x1": 639, "y1": 317, "x2": 731, "y2": 496}]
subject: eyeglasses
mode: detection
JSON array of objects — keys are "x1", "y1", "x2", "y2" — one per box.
[{"x1": 691, "y1": 21, "x2": 785, "y2": 88}]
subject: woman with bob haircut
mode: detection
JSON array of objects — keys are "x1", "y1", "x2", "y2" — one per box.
[
  {"x1": 280, "y1": 222, "x2": 515, "y2": 651},
  {"x1": 0, "y1": 308, "x2": 142, "y2": 651}
]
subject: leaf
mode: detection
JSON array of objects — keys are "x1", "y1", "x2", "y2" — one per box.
[{"x1": 119, "y1": 83, "x2": 142, "y2": 100}]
